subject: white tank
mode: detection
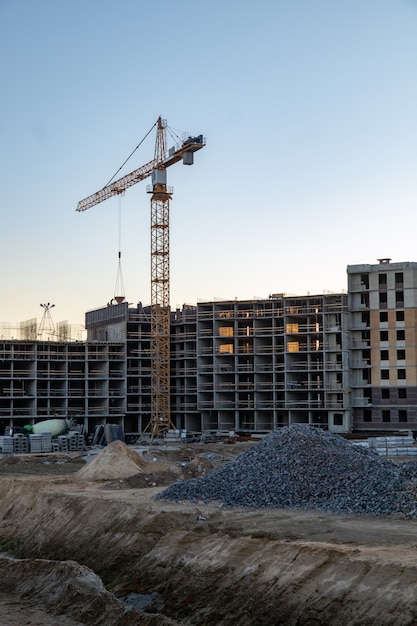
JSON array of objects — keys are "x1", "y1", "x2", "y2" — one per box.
[{"x1": 31, "y1": 419, "x2": 69, "y2": 436}]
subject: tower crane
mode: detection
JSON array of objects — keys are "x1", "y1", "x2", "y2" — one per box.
[{"x1": 76, "y1": 117, "x2": 205, "y2": 440}]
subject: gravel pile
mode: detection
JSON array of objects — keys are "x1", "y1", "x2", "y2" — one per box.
[{"x1": 156, "y1": 425, "x2": 417, "y2": 516}]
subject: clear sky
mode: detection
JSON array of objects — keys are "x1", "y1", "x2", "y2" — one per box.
[{"x1": 1, "y1": 0, "x2": 416, "y2": 328}]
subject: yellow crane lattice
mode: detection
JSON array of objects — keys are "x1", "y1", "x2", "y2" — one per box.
[{"x1": 76, "y1": 117, "x2": 205, "y2": 439}]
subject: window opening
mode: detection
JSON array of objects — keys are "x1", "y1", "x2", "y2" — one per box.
[{"x1": 399, "y1": 410, "x2": 407, "y2": 423}]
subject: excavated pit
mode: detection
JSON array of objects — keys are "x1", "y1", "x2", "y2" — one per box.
[{"x1": 2, "y1": 431, "x2": 417, "y2": 624}]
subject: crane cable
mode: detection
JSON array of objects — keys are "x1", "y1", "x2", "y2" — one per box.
[
  {"x1": 114, "y1": 195, "x2": 125, "y2": 301},
  {"x1": 166, "y1": 125, "x2": 185, "y2": 149},
  {"x1": 105, "y1": 120, "x2": 158, "y2": 188}
]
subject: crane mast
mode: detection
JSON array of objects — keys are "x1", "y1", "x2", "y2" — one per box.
[
  {"x1": 76, "y1": 117, "x2": 205, "y2": 440},
  {"x1": 148, "y1": 117, "x2": 172, "y2": 439}
]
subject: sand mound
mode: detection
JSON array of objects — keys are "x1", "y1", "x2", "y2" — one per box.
[{"x1": 77, "y1": 440, "x2": 147, "y2": 481}]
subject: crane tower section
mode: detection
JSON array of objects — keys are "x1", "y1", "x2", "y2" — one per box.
[
  {"x1": 76, "y1": 117, "x2": 205, "y2": 440},
  {"x1": 148, "y1": 118, "x2": 172, "y2": 437}
]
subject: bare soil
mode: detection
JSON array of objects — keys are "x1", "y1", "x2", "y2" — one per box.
[{"x1": 1, "y1": 442, "x2": 417, "y2": 625}]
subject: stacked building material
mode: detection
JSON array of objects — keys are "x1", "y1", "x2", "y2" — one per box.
[
  {"x1": 41, "y1": 432, "x2": 52, "y2": 453},
  {"x1": 0, "y1": 428, "x2": 84, "y2": 455},
  {"x1": 368, "y1": 435, "x2": 417, "y2": 458},
  {"x1": 165, "y1": 429, "x2": 185, "y2": 443},
  {"x1": 0, "y1": 436, "x2": 14, "y2": 454},
  {"x1": 13, "y1": 433, "x2": 29, "y2": 454},
  {"x1": 58, "y1": 435, "x2": 68, "y2": 452},
  {"x1": 55, "y1": 431, "x2": 84, "y2": 452},
  {"x1": 29, "y1": 434, "x2": 43, "y2": 453},
  {"x1": 67, "y1": 431, "x2": 84, "y2": 452}
]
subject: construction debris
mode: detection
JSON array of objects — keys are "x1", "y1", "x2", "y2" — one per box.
[{"x1": 156, "y1": 424, "x2": 417, "y2": 517}]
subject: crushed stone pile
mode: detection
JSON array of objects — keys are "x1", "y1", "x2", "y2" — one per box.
[
  {"x1": 76, "y1": 440, "x2": 147, "y2": 481},
  {"x1": 156, "y1": 424, "x2": 417, "y2": 517}
]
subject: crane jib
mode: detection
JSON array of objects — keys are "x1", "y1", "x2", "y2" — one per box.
[{"x1": 76, "y1": 136, "x2": 205, "y2": 212}]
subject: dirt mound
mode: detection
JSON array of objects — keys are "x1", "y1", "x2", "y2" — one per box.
[
  {"x1": 102, "y1": 462, "x2": 181, "y2": 490},
  {"x1": 0, "y1": 556, "x2": 176, "y2": 625},
  {"x1": 101, "y1": 470, "x2": 178, "y2": 490},
  {"x1": 185, "y1": 453, "x2": 217, "y2": 477},
  {"x1": 76, "y1": 441, "x2": 147, "y2": 481}
]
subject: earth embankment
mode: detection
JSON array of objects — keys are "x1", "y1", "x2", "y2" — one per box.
[{"x1": 2, "y1": 467, "x2": 417, "y2": 624}]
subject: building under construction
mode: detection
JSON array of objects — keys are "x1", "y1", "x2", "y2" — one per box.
[
  {"x1": 1, "y1": 258, "x2": 417, "y2": 438},
  {"x1": 85, "y1": 291, "x2": 349, "y2": 436},
  {"x1": 348, "y1": 259, "x2": 417, "y2": 431}
]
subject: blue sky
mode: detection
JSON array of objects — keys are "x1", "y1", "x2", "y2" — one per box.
[{"x1": 1, "y1": 0, "x2": 416, "y2": 326}]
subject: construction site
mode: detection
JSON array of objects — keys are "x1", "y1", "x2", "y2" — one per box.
[
  {"x1": 2, "y1": 118, "x2": 417, "y2": 442},
  {"x1": 2, "y1": 427, "x2": 417, "y2": 624},
  {"x1": 3, "y1": 118, "x2": 417, "y2": 624}
]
